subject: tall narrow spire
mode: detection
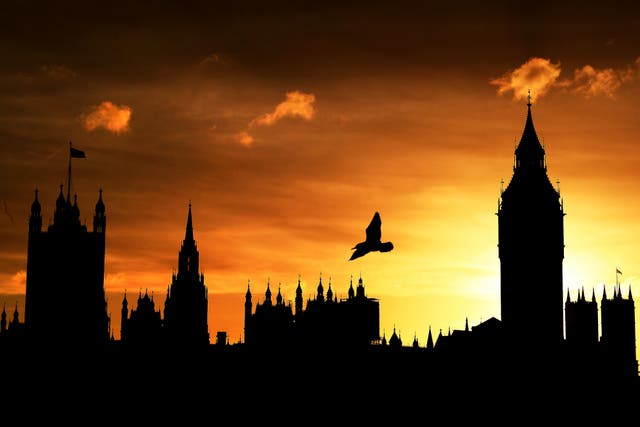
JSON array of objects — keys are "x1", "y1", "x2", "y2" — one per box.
[
  {"x1": 514, "y1": 94, "x2": 545, "y2": 171},
  {"x1": 426, "y1": 325, "x2": 434, "y2": 350},
  {"x1": 185, "y1": 202, "x2": 194, "y2": 243}
]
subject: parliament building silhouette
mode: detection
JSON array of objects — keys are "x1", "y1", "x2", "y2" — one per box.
[{"x1": 1, "y1": 101, "x2": 638, "y2": 398}]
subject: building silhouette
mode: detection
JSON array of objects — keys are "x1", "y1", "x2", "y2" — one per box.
[
  {"x1": 497, "y1": 94, "x2": 565, "y2": 345},
  {"x1": 244, "y1": 274, "x2": 380, "y2": 350},
  {"x1": 24, "y1": 185, "x2": 109, "y2": 348},
  {"x1": 600, "y1": 283, "x2": 637, "y2": 375},
  {"x1": 120, "y1": 203, "x2": 209, "y2": 349},
  {"x1": 565, "y1": 287, "x2": 598, "y2": 346},
  {"x1": 120, "y1": 289, "x2": 163, "y2": 348},
  {"x1": 1, "y1": 101, "x2": 637, "y2": 402},
  {"x1": 163, "y1": 203, "x2": 209, "y2": 347}
]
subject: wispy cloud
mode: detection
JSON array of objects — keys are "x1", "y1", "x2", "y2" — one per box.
[
  {"x1": 200, "y1": 53, "x2": 229, "y2": 66},
  {"x1": 105, "y1": 272, "x2": 126, "y2": 289},
  {"x1": 235, "y1": 131, "x2": 255, "y2": 147},
  {"x1": 83, "y1": 101, "x2": 132, "y2": 134},
  {"x1": 569, "y1": 62, "x2": 639, "y2": 99},
  {"x1": 238, "y1": 91, "x2": 317, "y2": 146},
  {"x1": 492, "y1": 57, "x2": 640, "y2": 101},
  {"x1": 6, "y1": 270, "x2": 26, "y2": 294},
  {"x1": 41, "y1": 64, "x2": 77, "y2": 80},
  {"x1": 250, "y1": 91, "x2": 316, "y2": 127},
  {"x1": 490, "y1": 57, "x2": 561, "y2": 102}
]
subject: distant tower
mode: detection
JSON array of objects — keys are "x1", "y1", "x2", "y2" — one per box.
[
  {"x1": 120, "y1": 290, "x2": 129, "y2": 341},
  {"x1": 163, "y1": 203, "x2": 209, "y2": 348},
  {"x1": 244, "y1": 281, "x2": 252, "y2": 343},
  {"x1": 564, "y1": 288, "x2": 598, "y2": 345},
  {"x1": 24, "y1": 185, "x2": 109, "y2": 348},
  {"x1": 426, "y1": 326, "x2": 434, "y2": 350},
  {"x1": 601, "y1": 284, "x2": 637, "y2": 376},
  {"x1": 295, "y1": 276, "x2": 303, "y2": 317},
  {"x1": 121, "y1": 289, "x2": 163, "y2": 346},
  {"x1": 497, "y1": 97, "x2": 565, "y2": 344}
]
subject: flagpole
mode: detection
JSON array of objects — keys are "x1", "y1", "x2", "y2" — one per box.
[{"x1": 67, "y1": 141, "x2": 72, "y2": 202}]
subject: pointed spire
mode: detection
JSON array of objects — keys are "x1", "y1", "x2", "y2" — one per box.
[
  {"x1": 592, "y1": 287, "x2": 596, "y2": 303},
  {"x1": 95, "y1": 188, "x2": 105, "y2": 213},
  {"x1": 184, "y1": 202, "x2": 194, "y2": 243},
  {"x1": 348, "y1": 275, "x2": 355, "y2": 299},
  {"x1": 71, "y1": 193, "x2": 80, "y2": 219},
  {"x1": 515, "y1": 93, "x2": 545, "y2": 170},
  {"x1": 629, "y1": 285, "x2": 633, "y2": 301},
  {"x1": 265, "y1": 278, "x2": 272, "y2": 300},
  {"x1": 465, "y1": 317, "x2": 469, "y2": 332},
  {"x1": 31, "y1": 188, "x2": 41, "y2": 214},
  {"x1": 56, "y1": 184, "x2": 66, "y2": 209},
  {"x1": 426, "y1": 326, "x2": 434, "y2": 350},
  {"x1": 317, "y1": 273, "x2": 324, "y2": 296},
  {"x1": 602, "y1": 285, "x2": 607, "y2": 301},
  {"x1": 276, "y1": 283, "x2": 283, "y2": 305},
  {"x1": 566, "y1": 288, "x2": 571, "y2": 303}
]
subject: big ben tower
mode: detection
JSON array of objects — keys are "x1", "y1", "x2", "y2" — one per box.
[{"x1": 497, "y1": 94, "x2": 565, "y2": 345}]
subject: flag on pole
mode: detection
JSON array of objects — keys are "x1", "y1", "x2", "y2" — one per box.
[
  {"x1": 70, "y1": 146, "x2": 86, "y2": 158},
  {"x1": 616, "y1": 268, "x2": 622, "y2": 275}
]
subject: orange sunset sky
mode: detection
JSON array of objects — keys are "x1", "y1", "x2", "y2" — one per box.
[{"x1": 1, "y1": 1, "x2": 640, "y2": 358}]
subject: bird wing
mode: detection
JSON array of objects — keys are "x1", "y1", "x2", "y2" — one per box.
[
  {"x1": 365, "y1": 212, "x2": 382, "y2": 243},
  {"x1": 349, "y1": 247, "x2": 368, "y2": 261}
]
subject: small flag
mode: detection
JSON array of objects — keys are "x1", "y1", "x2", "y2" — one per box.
[
  {"x1": 616, "y1": 268, "x2": 622, "y2": 275},
  {"x1": 70, "y1": 146, "x2": 86, "y2": 158}
]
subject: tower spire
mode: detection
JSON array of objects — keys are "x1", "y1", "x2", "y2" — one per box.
[
  {"x1": 185, "y1": 202, "x2": 194, "y2": 243},
  {"x1": 514, "y1": 92, "x2": 545, "y2": 171}
]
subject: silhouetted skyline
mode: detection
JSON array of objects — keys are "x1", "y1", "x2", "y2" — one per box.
[
  {"x1": 1, "y1": 101, "x2": 637, "y2": 404},
  {"x1": 3, "y1": 5, "x2": 640, "y2": 396}
]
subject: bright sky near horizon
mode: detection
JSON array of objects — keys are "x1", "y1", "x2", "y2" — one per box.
[{"x1": 1, "y1": 1, "x2": 640, "y2": 360}]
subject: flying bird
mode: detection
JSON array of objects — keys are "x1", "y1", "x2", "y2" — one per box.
[{"x1": 349, "y1": 211, "x2": 394, "y2": 261}]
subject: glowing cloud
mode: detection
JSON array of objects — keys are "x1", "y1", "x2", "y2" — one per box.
[
  {"x1": 493, "y1": 57, "x2": 640, "y2": 101},
  {"x1": 236, "y1": 131, "x2": 255, "y2": 147},
  {"x1": 250, "y1": 91, "x2": 316, "y2": 127},
  {"x1": 84, "y1": 101, "x2": 132, "y2": 134},
  {"x1": 105, "y1": 272, "x2": 126, "y2": 289},
  {"x1": 6, "y1": 270, "x2": 26, "y2": 293},
  {"x1": 569, "y1": 62, "x2": 640, "y2": 99},
  {"x1": 235, "y1": 91, "x2": 317, "y2": 146},
  {"x1": 490, "y1": 57, "x2": 561, "y2": 102}
]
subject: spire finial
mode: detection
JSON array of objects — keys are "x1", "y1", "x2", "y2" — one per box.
[
  {"x1": 527, "y1": 89, "x2": 532, "y2": 107},
  {"x1": 184, "y1": 202, "x2": 194, "y2": 242}
]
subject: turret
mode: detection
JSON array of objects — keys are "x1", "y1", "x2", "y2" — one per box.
[
  {"x1": 93, "y1": 189, "x2": 106, "y2": 233},
  {"x1": 29, "y1": 189, "x2": 42, "y2": 233}
]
